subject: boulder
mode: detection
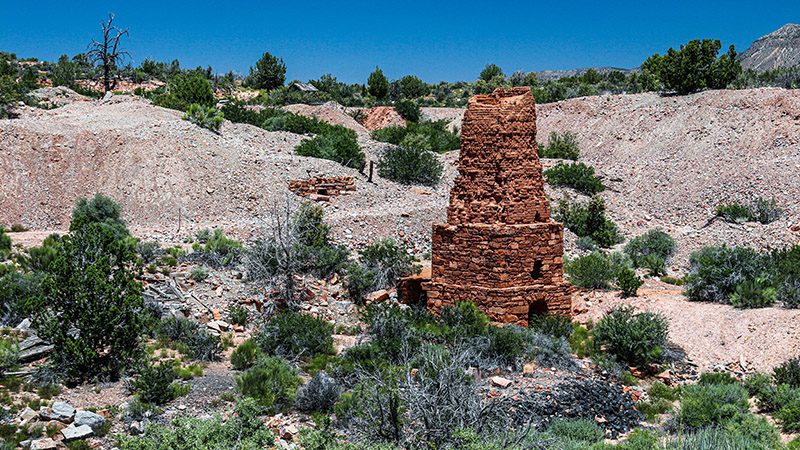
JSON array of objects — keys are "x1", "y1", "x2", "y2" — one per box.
[
  {"x1": 74, "y1": 410, "x2": 106, "y2": 431},
  {"x1": 51, "y1": 401, "x2": 76, "y2": 421},
  {"x1": 61, "y1": 424, "x2": 93, "y2": 441},
  {"x1": 29, "y1": 438, "x2": 58, "y2": 450}
]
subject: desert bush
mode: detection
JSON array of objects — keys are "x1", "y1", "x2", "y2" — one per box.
[
  {"x1": 439, "y1": 301, "x2": 490, "y2": 338},
  {"x1": 539, "y1": 131, "x2": 580, "y2": 160},
  {"x1": 543, "y1": 162, "x2": 605, "y2": 195},
  {"x1": 526, "y1": 313, "x2": 573, "y2": 339},
  {"x1": 377, "y1": 133, "x2": 443, "y2": 186},
  {"x1": 70, "y1": 193, "x2": 129, "y2": 237},
  {"x1": 553, "y1": 196, "x2": 623, "y2": 248},
  {"x1": 372, "y1": 119, "x2": 459, "y2": 153},
  {"x1": 683, "y1": 246, "x2": 765, "y2": 304},
  {"x1": 295, "y1": 371, "x2": 340, "y2": 412},
  {"x1": 132, "y1": 362, "x2": 185, "y2": 405},
  {"x1": 154, "y1": 71, "x2": 215, "y2": 111},
  {"x1": 592, "y1": 306, "x2": 669, "y2": 367},
  {"x1": 182, "y1": 104, "x2": 224, "y2": 132},
  {"x1": 227, "y1": 304, "x2": 249, "y2": 326},
  {"x1": 649, "y1": 381, "x2": 679, "y2": 401},
  {"x1": 716, "y1": 197, "x2": 782, "y2": 224},
  {"x1": 245, "y1": 52, "x2": 286, "y2": 90},
  {"x1": 676, "y1": 383, "x2": 749, "y2": 428},
  {"x1": 698, "y1": 371, "x2": 739, "y2": 386},
  {"x1": 779, "y1": 277, "x2": 800, "y2": 309},
  {"x1": 198, "y1": 228, "x2": 242, "y2": 267},
  {"x1": 189, "y1": 266, "x2": 209, "y2": 282},
  {"x1": 158, "y1": 316, "x2": 222, "y2": 361},
  {"x1": 774, "y1": 357, "x2": 800, "y2": 388},
  {"x1": 0, "y1": 227, "x2": 10, "y2": 260},
  {"x1": 394, "y1": 99, "x2": 420, "y2": 122},
  {"x1": 346, "y1": 239, "x2": 420, "y2": 301},
  {"x1": 546, "y1": 419, "x2": 604, "y2": 444},
  {"x1": 624, "y1": 229, "x2": 676, "y2": 271},
  {"x1": 667, "y1": 426, "x2": 776, "y2": 450},
  {"x1": 295, "y1": 125, "x2": 365, "y2": 169},
  {"x1": 33, "y1": 223, "x2": 145, "y2": 380},
  {"x1": 643, "y1": 39, "x2": 740, "y2": 94},
  {"x1": 117, "y1": 398, "x2": 275, "y2": 449},
  {"x1": 136, "y1": 241, "x2": 162, "y2": 264},
  {"x1": 0, "y1": 337, "x2": 19, "y2": 372},
  {"x1": 254, "y1": 310, "x2": 334, "y2": 360},
  {"x1": 230, "y1": 339, "x2": 262, "y2": 371},
  {"x1": 729, "y1": 277, "x2": 776, "y2": 308},
  {"x1": 564, "y1": 251, "x2": 627, "y2": 289},
  {"x1": 617, "y1": 267, "x2": 643, "y2": 297},
  {"x1": 236, "y1": 356, "x2": 300, "y2": 413}
]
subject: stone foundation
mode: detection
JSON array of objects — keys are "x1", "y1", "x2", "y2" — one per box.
[{"x1": 287, "y1": 176, "x2": 355, "y2": 201}]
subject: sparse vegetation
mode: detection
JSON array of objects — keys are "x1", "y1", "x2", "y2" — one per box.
[
  {"x1": 716, "y1": 196, "x2": 783, "y2": 224},
  {"x1": 539, "y1": 131, "x2": 580, "y2": 160},
  {"x1": 592, "y1": 306, "x2": 669, "y2": 367},
  {"x1": 255, "y1": 310, "x2": 334, "y2": 361},
  {"x1": 345, "y1": 239, "x2": 420, "y2": 301},
  {"x1": 377, "y1": 133, "x2": 443, "y2": 186},
  {"x1": 182, "y1": 104, "x2": 224, "y2": 132},
  {"x1": 553, "y1": 196, "x2": 623, "y2": 248},
  {"x1": 236, "y1": 356, "x2": 300, "y2": 412},
  {"x1": 295, "y1": 125, "x2": 365, "y2": 169},
  {"x1": 624, "y1": 228, "x2": 676, "y2": 275},
  {"x1": 544, "y1": 162, "x2": 605, "y2": 194}
]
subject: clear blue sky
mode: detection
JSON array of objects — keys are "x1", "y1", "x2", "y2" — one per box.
[{"x1": 1, "y1": 1, "x2": 797, "y2": 83}]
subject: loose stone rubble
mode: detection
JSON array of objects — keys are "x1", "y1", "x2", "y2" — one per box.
[
  {"x1": 424, "y1": 87, "x2": 572, "y2": 325},
  {"x1": 288, "y1": 176, "x2": 356, "y2": 202}
]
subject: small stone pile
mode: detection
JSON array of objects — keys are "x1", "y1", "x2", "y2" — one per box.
[
  {"x1": 18, "y1": 401, "x2": 107, "y2": 449},
  {"x1": 288, "y1": 176, "x2": 356, "y2": 202}
]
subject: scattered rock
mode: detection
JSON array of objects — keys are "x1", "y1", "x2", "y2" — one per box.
[
  {"x1": 61, "y1": 424, "x2": 93, "y2": 441},
  {"x1": 30, "y1": 438, "x2": 58, "y2": 450},
  {"x1": 74, "y1": 410, "x2": 106, "y2": 431},
  {"x1": 51, "y1": 401, "x2": 76, "y2": 421},
  {"x1": 489, "y1": 376, "x2": 513, "y2": 388}
]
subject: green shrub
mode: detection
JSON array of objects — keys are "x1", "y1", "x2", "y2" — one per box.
[
  {"x1": 744, "y1": 372, "x2": 775, "y2": 404},
  {"x1": 527, "y1": 313, "x2": 573, "y2": 338},
  {"x1": 346, "y1": 239, "x2": 420, "y2": 301},
  {"x1": 255, "y1": 310, "x2": 334, "y2": 360},
  {"x1": 698, "y1": 371, "x2": 739, "y2": 386},
  {"x1": 244, "y1": 52, "x2": 286, "y2": 90},
  {"x1": 371, "y1": 125, "x2": 407, "y2": 144},
  {"x1": 648, "y1": 382, "x2": 679, "y2": 401},
  {"x1": 394, "y1": 99, "x2": 421, "y2": 122},
  {"x1": 539, "y1": 131, "x2": 580, "y2": 160},
  {"x1": 230, "y1": 339, "x2": 262, "y2": 371},
  {"x1": 182, "y1": 104, "x2": 224, "y2": 132},
  {"x1": 367, "y1": 66, "x2": 389, "y2": 99},
  {"x1": 543, "y1": 162, "x2": 605, "y2": 195},
  {"x1": 227, "y1": 304, "x2": 249, "y2": 326},
  {"x1": 158, "y1": 316, "x2": 222, "y2": 361},
  {"x1": 716, "y1": 197, "x2": 782, "y2": 225},
  {"x1": 200, "y1": 229, "x2": 242, "y2": 267},
  {"x1": 378, "y1": 133, "x2": 443, "y2": 186},
  {"x1": 776, "y1": 401, "x2": 800, "y2": 432},
  {"x1": 117, "y1": 398, "x2": 275, "y2": 449},
  {"x1": 189, "y1": 266, "x2": 209, "y2": 282},
  {"x1": 592, "y1": 306, "x2": 669, "y2": 367},
  {"x1": 33, "y1": 223, "x2": 145, "y2": 380},
  {"x1": 716, "y1": 201, "x2": 753, "y2": 223},
  {"x1": 637, "y1": 398, "x2": 673, "y2": 422},
  {"x1": 774, "y1": 357, "x2": 800, "y2": 388},
  {"x1": 565, "y1": 251, "x2": 625, "y2": 289},
  {"x1": 617, "y1": 267, "x2": 643, "y2": 297},
  {"x1": 643, "y1": 39, "x2": 740, "y2": 94},
  {"x1": 677, "y1": 383, "x2": 749, "y2": 428},
  {"x1": 132, "y1": 362, "x2": 185, "y2": 405},
  {"x1": 236, "y1": 356, "x2": 300, "y2": 413},
  {"x1": 70, "y1": 193, "x2": 129, "y2": 237},
  {"x1": 724, "y1": 412, "x2": 782, "y2": 446},
  {"x1": 547, "y1": 419, "x2": 604, "y2": 444},
  {"x1": 154, "y1": 71, "x2": 215, "y2": 111},
  {"x1": 372, "y1": 119, "x2": 459, "y2": 153},
  {"x1": 729, "y1": 277, "x2": 776, "y2": 308},
  {"x1": 684, "y1": 246, "x2": 764, "y2": 304},
  {"x1": 295, "y1": 125, "x2": 365, "y2": 169},
  {"x1": 0, "y1": 227, "x2": 10, "y2": 260},
  {"x1": 667, "y1": 426, "x2": 776, "y2": 450},
  {"x1": 295, "y1": 371, "x2": 340, "y2": 412},
  {"x1": 624, "y1": 229, "x2": 676, "y2": 271},
  {"x1": 553, "y1": 196, "x2": 623, "y2": 248},
  {"x1": 0, "y1": 338, "x2": 19, "y2": 372}
]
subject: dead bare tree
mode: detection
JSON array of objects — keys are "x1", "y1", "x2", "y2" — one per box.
[{"x1": 87, "y1": 13, "x2": 129, "y2": 92}]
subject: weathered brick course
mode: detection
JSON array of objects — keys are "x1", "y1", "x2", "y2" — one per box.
[
  {"x1": 287, "y1": 176, "x2": 355, "y2": 201},
  {"x1": 423, "y1": 87, "x2": 572, "y2": 325}
]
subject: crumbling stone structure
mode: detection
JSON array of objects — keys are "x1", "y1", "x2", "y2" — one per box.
[
  {"x1": 423, "y1": 87, "x2": 572, "y2": 325},
  {"x1": 287, "y1": 176, "x2": 355, "y2": 202}
]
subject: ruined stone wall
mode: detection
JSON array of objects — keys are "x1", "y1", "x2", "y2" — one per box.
[
  {"x1": 423, "y1": 87, "x2": 572, "y2": 325},
  {"x1": 287, "y1": 176, "x2": 355, "y2": 201}
]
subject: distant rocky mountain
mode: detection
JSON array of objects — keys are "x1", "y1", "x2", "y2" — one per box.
[
  {"x1": 740, "y1": 23, "x2": 800, "y2": 71},
  {"x1": 534, "y1": 67, "x2": 631, "y2": 81}
]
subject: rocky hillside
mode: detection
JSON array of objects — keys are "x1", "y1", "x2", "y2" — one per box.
[
  {"x1": 2, "y1": 88, "x2": 799, "y2": 266},
  {"x1": 740, "y1": 23, "x2": 800, "y2": 71}
]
